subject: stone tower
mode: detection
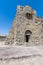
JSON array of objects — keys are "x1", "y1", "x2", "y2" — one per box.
[{"x1": 5, "y1": 5, "x2": 43, "y2": 46}]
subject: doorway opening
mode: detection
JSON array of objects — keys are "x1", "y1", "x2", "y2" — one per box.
[
  {"x1": 26, "y1": 35, "x2": 30, "y2": 42},
  {"x1": 25, "y1": 30, "x2": 32, "y2": 42}
]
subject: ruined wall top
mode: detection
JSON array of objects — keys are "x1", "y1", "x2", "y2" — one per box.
[
  {"x1": 17, "y1": 5, "x2": 32, "y2": 10},
  {"x1": 17, "y1": 5, "x2": 36, "y2": 15}
]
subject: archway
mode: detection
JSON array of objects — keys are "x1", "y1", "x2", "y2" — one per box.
[{"x1": 25, "y1": 30, "x2": 32, "y2": 42}]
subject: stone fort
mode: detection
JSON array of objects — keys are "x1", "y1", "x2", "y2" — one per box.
[{"x1": 0, "y1": 5, "x2": 43, "y2": 46}]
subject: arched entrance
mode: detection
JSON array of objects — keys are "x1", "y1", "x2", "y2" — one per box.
[{"x1": 25, "y1": 30, "x2": 32, "y2": 42}]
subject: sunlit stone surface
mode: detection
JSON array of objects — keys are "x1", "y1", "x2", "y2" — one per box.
[
  {"x1": 0, "y1": 46, "x2": 43, "y2": 65},
  {"x1": 5, "y1": 5, "x2": 43, "y2": 45}
]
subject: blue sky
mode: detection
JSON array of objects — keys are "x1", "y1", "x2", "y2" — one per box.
[{"x1": 0, "y1": 0, "x2": 43, "y2": 35}]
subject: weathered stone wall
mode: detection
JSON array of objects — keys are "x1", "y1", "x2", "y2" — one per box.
[
  {"x1": 5, "y1": 5, "x2": 43, "y2": 46},
  {"x1": 0, "y1": 35, "x2": 6, "y2": 46}
]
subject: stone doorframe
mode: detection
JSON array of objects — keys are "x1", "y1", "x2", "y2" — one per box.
[{"x1": 25, "y1": 30, "x2": 32, "y2": 42}]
